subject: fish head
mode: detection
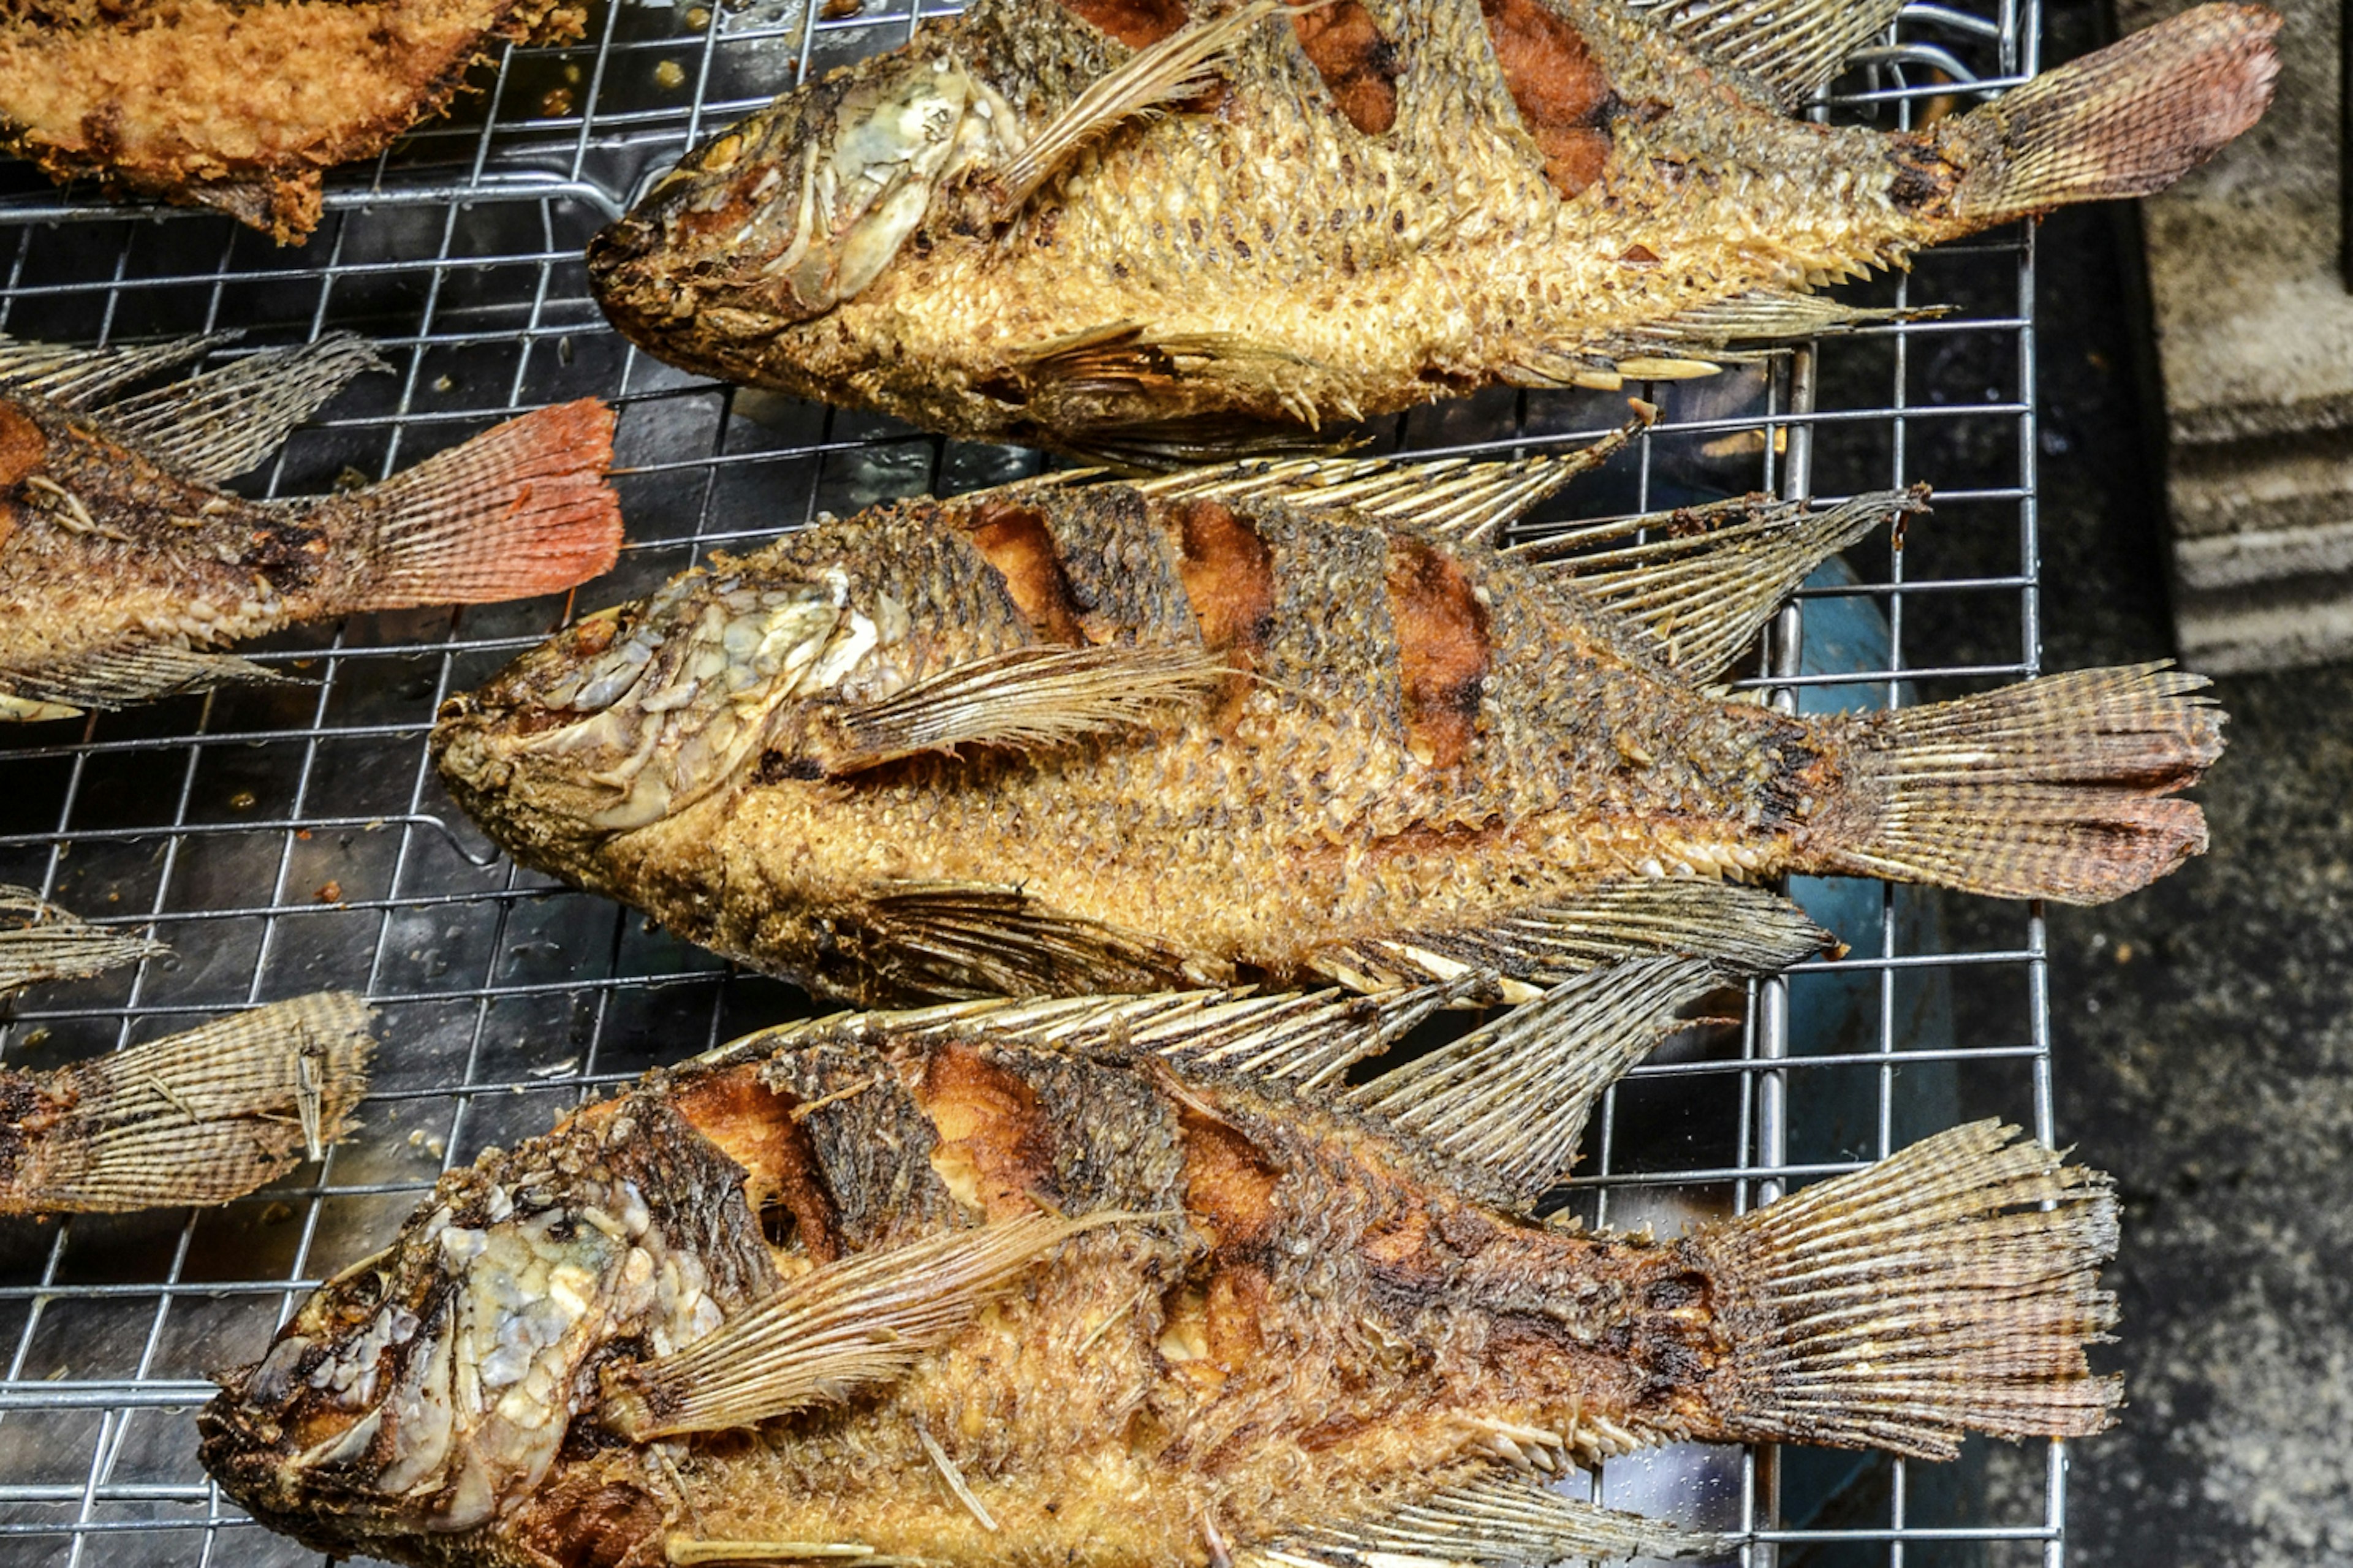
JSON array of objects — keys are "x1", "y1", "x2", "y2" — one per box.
[
  {"x1": 200, "y1": 1097, "x2": 776, "y2": 1561},
  {"x1": 589, "y1": 48, "x2": 1023, "y2": 357},
  {"x1": 431, "y1": 559, "x2": 915, "y2": 855}
]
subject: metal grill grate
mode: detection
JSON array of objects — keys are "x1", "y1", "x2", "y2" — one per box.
[{"x1": 0, "y1": 0, "x2": 2070, "y2": 1560}]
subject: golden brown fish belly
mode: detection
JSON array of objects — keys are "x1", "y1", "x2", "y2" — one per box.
[
  {"x1": 0, "y1": 0, "x2": 586, "y2": 242},
  {"x1": 202, "y1": 986, "x2": 2121, "y2": 1568}
]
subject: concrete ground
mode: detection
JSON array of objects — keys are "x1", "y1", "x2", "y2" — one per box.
[{"x1": 1944, "y1": 9, "x2": 2353, "y2": 1558}]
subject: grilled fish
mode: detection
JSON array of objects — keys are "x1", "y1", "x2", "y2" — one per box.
[
  {"x1": 0, "y1": 0, "x2": 586, "y2": 243},
  {"x1": 586, "y1": 0, "x2": 2277, "y2": 458},
  {"x1": 0, "y1": 331, "x2": 623, "y2": 721},
  {"x1": 0, "y1": 893, "x2": 374, "y2": 1213},
  {"x1": 200, "y1": 961, "x2": 2120, "y2": 1568},
  {"x1": 433, "y1": 432, "x2": 2224, "y2": 1007}
]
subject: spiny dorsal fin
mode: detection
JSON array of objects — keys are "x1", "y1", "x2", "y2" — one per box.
[
  {"x1": 1312, "y1": 877, "x2": 1833, "y2": 998},
  {"x1": 92, "y1": 333, "x2": 385, "y2": 484},
  {"x1": 1, "y1": 991, "x2": 374, "y2": 1214},
  {"x1": 1, "y1": 643, "x2": 295, "y2": 716},
  {"x1": 1292, "y1": 1471, "x2": 1728, "y2": 1566},
  {"x1": 1346, "y1": 957, "x2": 1724, "y2": 1202},
  {"x1": 799, "y1": 644, "x2": 1226, "y2": 774},
  {"x1": 1632, "y1": 0, "x2": 1912, "y2": 107},
  {"x1": 1508, "y1": 487, "x2": 1926, "y2": 683},
  {"x1": 0, "y1": 331, "x2": 234, "y2": 409},
  {"x1": 601, "y1": 1211, "x2": 1132, "y2": 1439},
  {"x1": 0, "y1": 887, "x2": 167, "y2": 995},
  {"x1": 1131, "y1": 404, "x2": 1651, "y2": 542}
]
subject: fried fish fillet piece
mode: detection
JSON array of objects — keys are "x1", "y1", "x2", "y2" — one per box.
[
  {"x1": 0, "y1": 0, "x2": 586, "y2": 243},
  {"x1": 202, "y1": 963, "x2": 2120, "y2": 1567}
]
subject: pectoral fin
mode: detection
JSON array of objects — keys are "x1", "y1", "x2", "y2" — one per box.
[
  {"x1": 602, "y1": 1211, "x2": 1129, "y2": 1439},
  {"x1": 800, "y1": 643, "x2": 1224, "y2": 774},
  {"x1": 2, "y1": 643, "x2": 295, "y2": 714},
  {"x1": 995, "y1": 0, "x2": 1284, "y2": 211},
  {"x1": 90, "y1": 333, "x2": 385, "y2": 483},
  {"x1": 1511, "y1": 486, "x2": 1927, "y2": 683}
]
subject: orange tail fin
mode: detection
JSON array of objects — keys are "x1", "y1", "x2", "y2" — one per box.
[
  {"x1": 1811, "y1": 663, "x2": 2226, "y2": 904},
  {"x1": 352, "y1": 398, "x2": 623, "y2": 607},
  {"x1": 1936, "y1": 3, "x2": 2278, "y2": 229}
]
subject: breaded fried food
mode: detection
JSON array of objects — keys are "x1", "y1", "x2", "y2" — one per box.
[{"x1": 0, "y1": 0, "x2": 587, "y2": 243}]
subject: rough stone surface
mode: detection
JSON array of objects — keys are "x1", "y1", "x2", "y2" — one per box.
[
  {"x1": 1917, "y1": 7, "x2": 2353, "y2": 1553},
  {"x1": 2126, "y1": 0, "x2": 2353, "y2": 670}
]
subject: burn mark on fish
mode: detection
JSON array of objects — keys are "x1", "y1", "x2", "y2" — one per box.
[
  {"x1": 512, "y1": 1474, "x2": 665, "y2": 1568},
  {"x1": 1293, "y1": 0, "x2": 1401, "y2": 137},
  {"x1": 1885, "y1": 139, "x2": 1952, "y2": 216},
  {"x1": 1479, "y1": 0, "x2": 1618, "y2": 199},
  {"x1": 917, "y1": 1043, "x2": 1061, "y2": 1218},
  {"x1": 669, "y1": 1066, "x2": 844, "y2": 1262},
  {"x1": 1175, "y1": 1100, "x2": 1281, "y2": 1249},
  {"x1": 0, "y1": 404, "x2": 47, "y2": 492},
  {"x1": 1055, "y1": 0, "x2": 1189, "y2": 49},
  {"x1": 1168, "y1": 498, "x2": 1276, "y2": 692},
  {"x1": 964, "y1": 500, "x2": 1088, "y2": 646},
  {"x1": 1385, "y1": 538, "x2": 1490, "y2": 770}
]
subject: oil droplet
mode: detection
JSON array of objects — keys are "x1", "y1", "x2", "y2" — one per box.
[
  {"x1": 540, "y1": 86, "x2": 575, "y2": 117},
  {"x1": 433, "y1": 374, "x2": 455, "y2": 393},
  {"x1": 229, "y1": 790, "x2": 257, "y2": 810},
  {"x1": 684, "y1": 6, "x2": 711, "y2": 26},
  {"x1": 653, "y1": 59, "x2": 687, "y2": 89}
]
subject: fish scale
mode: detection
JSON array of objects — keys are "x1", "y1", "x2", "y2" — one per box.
[{"x1": 202, "y1": 966, "x2": 2123, "y2": 1568}]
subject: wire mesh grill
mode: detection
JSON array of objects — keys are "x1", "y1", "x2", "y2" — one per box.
[{"x1": 0, "y1": 0, "x2": 2069, "y2": 1561}]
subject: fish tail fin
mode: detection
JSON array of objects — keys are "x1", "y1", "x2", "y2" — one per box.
[
  {"x1": 1813, "y1": 662, "x2": 2224, "y2": 903},
  {"x1": 1, "y1": 993, "x2": 374, "y2": 1214},
  {"x1": 1936, "y1": 3, "x2": 2278, "y2": 229},
  {"x1": 1688, "y1": 1121, "x2": 2120, "y2": 1459},
  {"x1": 348, "y1": 398, "x2": 621, "y2": 608}
]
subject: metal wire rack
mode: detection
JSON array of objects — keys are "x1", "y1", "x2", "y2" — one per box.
[{"x1": 0, "y1": 0, "x2": 2072, "y2": 1559}]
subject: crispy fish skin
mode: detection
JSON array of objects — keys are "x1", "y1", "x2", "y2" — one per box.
[
  {"x1": 199, "y1": 975, "x2": 2121, "y2": 1568},
  {"x1": 432, "y1": 452, "x2": 2223, "y2": 1006},
  {"x1": 587, "y1": 0, "x2": 2278, "y2": 455},
  {"x1": 0, "y1": 0, "x2": 586, "y2": 243},
  {"x1": 0, "y1": 332, "x2": 624, "y2": 718}
]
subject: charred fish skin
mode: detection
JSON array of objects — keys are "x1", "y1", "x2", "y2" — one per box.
[
  {"x1": 200, "y1": 966, "x2": 2121, "y2": 1568},
  {"x1": 432, "y1": 444, "x2": 2222, "y2": 1007},
  {"x1": 0, "y1": 332, "x2": 625, "y2": 719},
  {"x1": 587, "y1": 0, "x2": 2278, "y2": 455}
]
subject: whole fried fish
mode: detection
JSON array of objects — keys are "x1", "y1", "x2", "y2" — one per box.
[
  {"x1": 586, "y1": 0, "x2": 2278, "y2": 458},
  {"x1": 200, "y1": 961, "x2": 2120, "y2": 1567},
  {"x1": 433, "y1": 431, "x2": 2224, "y2": 1007},
  {"x1": 0, "y1": 0, "x2": 586, "y2": 243},
  {"x1": 0, "y1": 331, "x2": 623, "y2": 721}
]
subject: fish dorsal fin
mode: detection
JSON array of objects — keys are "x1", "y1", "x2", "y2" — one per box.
[
  {"x1": 601, "y1": 1211, "x2": 1128, "y2": 1439},
  {"x1": 1, "y1": 643, "x2": 295, "y2": 716},
  {"x1": 91, "y1": 333, "x2": 385, "y2": 484},
  {"x1": 0, "y1": 887, "x2": 167, "y2": 996},
  {"x1": 1347, "y1": 957, "x2": 1724, "y2": 1201},
  {"x1": 851, "y1": 880, "x2": 1200, "y2": 1000},
  {"x1": 1507, "y1": 487, "x2": 1925, "y2": 683},
  {"x1": 1313, "y1": 876, "x2": 1832, "y2": 998},
  {"x1": 0, "y1": 331, "x2": 234, "y2": 409},
  {"x1": 995, "y1": 0, "x2": 1286, "y2": 211},
  {"x1": 1292, "y1": 1471, "x2": 1728, "y2": 1566},
  {"x1": 1132, "y1": 406, "x2": 1651, "y2": 542},
  {"x1": 4, "y1": 991, "x2": 374, "y2": 1214},
  {"x1": 798, "y1": 644, "x2": 1226, "y2": 775},
  {"x1": 1632, "y1": 0, "x2": 1913, "y2": 107}
]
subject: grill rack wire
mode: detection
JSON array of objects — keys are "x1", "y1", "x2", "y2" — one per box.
[{"x1": 0, "y1": 0, "x2": 2072, "y2": 1561}]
